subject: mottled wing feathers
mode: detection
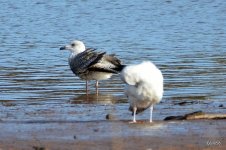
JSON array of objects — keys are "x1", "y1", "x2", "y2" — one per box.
[
  {"x1": 69, "y1": 48, "x2": 104, "y2": 74},
  {"x1": 103, "y1": 54, "x2": 125, "y2": 72},
  {"x1": 104, "y1": 54, "x2": 121, "y2": 66},
  {"x1": 88, "y1": 53, "x2": 123, "y2": 74},
  {"x1": 69, "y1": 48, "x2": 123, "y2": 75},
  {"x1": 88, "y1": 67, "x2": 118, "y2": 73},
  {"x1": 84, "y1": 48, "x2": 106, "y2": 69}
]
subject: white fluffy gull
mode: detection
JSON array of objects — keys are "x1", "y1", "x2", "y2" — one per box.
[
  {"x1": 120, "y1": 61, "x2": 164, "y2": 123},
  {"x1": 60, "y1": 40, "x2": 124, "y2": 94}
]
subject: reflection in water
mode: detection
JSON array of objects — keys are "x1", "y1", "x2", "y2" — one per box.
[
  {"x1": 128, "y1": 121, "x2": 166, "y2": 130},
  {"x1": 69, "y1": 93, "x2": 127, "y2": 105}
]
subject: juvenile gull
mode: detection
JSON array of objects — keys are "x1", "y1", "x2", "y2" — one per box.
[
  {"x1": 60, "y1": 40, "x2": 124, "y2": 94},
  {"x1": 120, "y1": 61, "x2": 164, "y2": 123}
]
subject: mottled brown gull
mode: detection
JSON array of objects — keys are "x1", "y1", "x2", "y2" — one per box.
[{"x1": 60, "y1": 40, "x2": 124, "y2": 94}]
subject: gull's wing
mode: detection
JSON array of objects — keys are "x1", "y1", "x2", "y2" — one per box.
[
  {"x1": 88, "y1": 53, "x2": 124, "y2": 74},
  {"x1": 69, "y1": 48, "x2": 121, "y2": 75},
  {"x1": 69, "y1": 48, "x2": 105, "y2": 74}
]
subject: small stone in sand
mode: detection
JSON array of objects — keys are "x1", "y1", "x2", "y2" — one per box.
[
  {"x1": 93, "y1": 129, "x2": 99, "y2": 132},
  {"x1": 106, "y1": 113, "x2": 116, "y2": 120},
  {"x1": 219, "y1": 104, "x2": 224, "y2": 107},
  {"x1": 73, "y1": 135, "x2": 77, "y2": 140}
]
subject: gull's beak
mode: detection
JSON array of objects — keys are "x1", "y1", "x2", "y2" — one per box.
[{"x1": 60, "y1": 46, "x2": 66, "y2": 50}]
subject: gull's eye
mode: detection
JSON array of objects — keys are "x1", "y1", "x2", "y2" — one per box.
[{"x1": 71, "y1": 43, "x2": 75, "y2": 47}]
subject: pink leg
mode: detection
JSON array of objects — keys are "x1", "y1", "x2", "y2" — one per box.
[
  {"x1": 86, "y1": 80, "x2": 88, "y2": 94},
  {"x1": 129, "y1": 107, "x2": 137, "y2": 123},
  {"x1": 95, "y1": 81, "x2": 99, "y2": 95},
  {"x1": 150, "y1": 104, "x2": 153, "y2": 123}
]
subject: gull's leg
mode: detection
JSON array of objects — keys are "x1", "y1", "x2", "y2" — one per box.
[
  {"x1": 150, "y1": 104, "x2": 153, "y2": 123},
  {"x1": 86, "y1": 80, "x2": 89, "y2": 94},
  {"x1": 95, "y1": 81, "x2": 99, "y2": 95},
  {"x1": 130, "y1": 107, "x2": 137, "y2": 123}
]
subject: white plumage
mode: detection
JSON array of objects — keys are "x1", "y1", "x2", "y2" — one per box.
[{"x1": 120, "y1": 61, "x2": 164, "y2": 123}]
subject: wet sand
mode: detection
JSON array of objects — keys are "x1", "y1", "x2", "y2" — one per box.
[
  {"x1": 0, "y1": 98, "x2": 225, "y2": 150},
  {"x1": 0, "y1": 119, "x2": 225, "y2": 150}
]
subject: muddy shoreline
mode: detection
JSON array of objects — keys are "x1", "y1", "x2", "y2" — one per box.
[
  {"x1": 1, "y1": 98, "x2": 225, "y2": 150},
  {"x1": 0, "y1": 119, "x2": 225, "y2": 150}
]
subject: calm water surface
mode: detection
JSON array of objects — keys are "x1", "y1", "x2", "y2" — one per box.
[{"x1": 0, "y1": 0, "x2": 225, "y2": 121}]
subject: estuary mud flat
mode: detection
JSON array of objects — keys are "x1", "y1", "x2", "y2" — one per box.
[
  {"x1": 0, "y1": 98, "x2": 225, "y2": 150},
  {"x1": 0, "y1": 120, "x2": 225, "y2": 150}
]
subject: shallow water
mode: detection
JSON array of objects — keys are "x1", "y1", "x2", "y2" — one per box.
[{"x1": 0, "y1": 0, "x2": 225, "y2": 121}]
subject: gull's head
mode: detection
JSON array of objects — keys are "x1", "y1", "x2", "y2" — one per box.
[{"x1": 60, "y1": 40, "x2": 86, "y2": 54}]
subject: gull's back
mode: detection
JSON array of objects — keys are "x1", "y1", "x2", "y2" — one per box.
[{"x1": 121, "y1": 61, "x2": 164, "y2": 114}]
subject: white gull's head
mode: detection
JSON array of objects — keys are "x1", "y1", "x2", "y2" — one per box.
[{"x1": 60, "y1": 40, "x2": 86, "y2": 55}]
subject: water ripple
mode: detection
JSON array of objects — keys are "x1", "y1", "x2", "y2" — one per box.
[{"x1": 0, "y1": 0, "x2": 225, "y2": 105}]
